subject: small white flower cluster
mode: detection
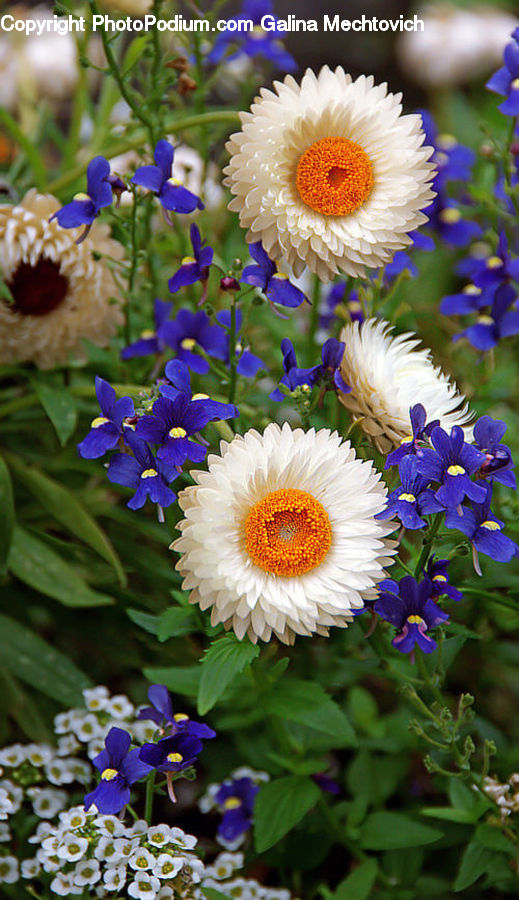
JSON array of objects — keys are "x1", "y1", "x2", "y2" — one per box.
[
  {"x1": 483, "y1": 774, "x2": 519, "y2": 819},
  {"x1": 22, "y1": 805, "x2": 204, "y2": 898},
  {"x1": 203, "y1": 852, "x2": 291, "y2": 900},
  {"x1": 199, "y1": 767, "x2": 270, "y2": 850},
  {"x1": 54, "y1": 685, "x2": 156, "y2": 761}
]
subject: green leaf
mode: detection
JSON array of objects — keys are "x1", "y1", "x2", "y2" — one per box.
[
  {"x1": 420, "y1": 806, "x2": 480, "y2": 824},
  {"x1": 8, "y1": 458, "x2": 126, "y2": 585},
  {"x1": 158, "y1": 607, "x2": 196, "y2": 641},
  {"x1": 121, "y1": 34, "x2": 150, "y2": 75},
  {"x1": 254, "y1": 776, "x2": 320, "y2": 853},
  {"x1": 143, "y1": 666, "x2": 200, "y2": 698},
  {"x1": 360, "y1": 812, "x2": 442, "y2": 850},
  {"x1": 127, "y1": 609, "x2": 158, "y2": 636},
  {"x1": 203, "y1": 889, "x2": 231, "y2": 900},
  {"x1": 0, "y1": 455, "x2": 14, "y2": 573},
  {"x1": 197, "y1": 636, "x2": 260, "y2": 715},
  {"x1": 332, "y1": 859, "x2": 378, "y2": 900},
  {"x1": 32, "y1": 378, "x2": 78, "y2": 446},
  {"x1": 0, "y1": 614, "x2": 91, "y2": 705},
  {"x1": 474, "y1": 823, "x2": 516, "y2": 854},
  {"x1": 8, "y1": 526, "x2": 114, "y2": 608},
  {"x1": 454, "y1": 842, "x2": 494, "y2": 892},
  {"x1": 263, "y1": 679, "x2": 357, "y2": 746}
]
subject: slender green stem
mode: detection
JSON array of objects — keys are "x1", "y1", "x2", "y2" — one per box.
[
  {"x1": 228, "y1": 299, "x2": 238, "y2": 405},
  {"x1": 0, "y1": 108, "x2": 46, "y2": 190},
  {"x1": 126, "y1": 187, "x2": 140, "y2": 344},
  {"x1": 414, "y1": 513, "x2": 443, "y2": 577},
  {"x1": 144, "y1": 770, "x2": 156, "y2": 825}
]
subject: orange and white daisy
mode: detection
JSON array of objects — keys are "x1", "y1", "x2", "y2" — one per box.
[
  {"x1": 172, "y1": 423, "x2": 396, "y2": 644},
  {"x1": 224, "y1": 66, "x2": 436, "y2": 282}
]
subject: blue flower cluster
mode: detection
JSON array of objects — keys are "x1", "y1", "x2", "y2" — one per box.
[
  {"x1": 77, "y1": 364, "x2": 237, "y2": 511},
  {"x1": 85, "y1": 685, "x2": 215, "y2": 815},
  {"x1": 440, "y1": 233, "x2": 519, "y2": 350},
  {"x1": 50, "y1": 156, "x2": 125, "y2": 243},
  {"x1": 206, "y1": 0, "x2": 296, "y2": 71},
  {"x1": 270, "y1": 337, "x2": 350, "y2": 401},
  {"x1": 487, "y1": 27, "x2": 519, "y2": 116}
]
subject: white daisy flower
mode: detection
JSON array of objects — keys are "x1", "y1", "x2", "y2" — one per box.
[
  {"x1": 173, "y1": 422, "x2": 395, "y2": 644},
  {"x1": 224, "y1": 66, "x2": 435, "y2": 283},
  {"x1": 338, "y1": 318, "x2": 473, "y2": 454}
]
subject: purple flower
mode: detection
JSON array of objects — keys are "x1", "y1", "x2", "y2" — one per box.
[
  {"x1": 420, "y1": 111, "x2": 475, "y2": 193},
  {"x1": 135, "y1": 395, "x2": 212, "y2": 466},
  {"x1": 440, "y1": 283, "x2": 494, "y2": 317},
  {"x1": 50, "y1": 157, "x2": 114, "y2": 238},
  {"x1": 429, "y1": 202, "x2": 481, "y2": 247},
  {"x1": 132, "y1": 141, "x2": 203, "y2": 215},
  {"x1": 77, "y1": 377, "x2": 134, "y2": 460},
  {"x1": 139, "y1": 733, "x2": 203, "y2": 774},
  {"x1": 377, "y1": 455, "x2": 443, "y2": 530},
  {"x1": 160, "y1": 359, "x2": 238, "y2": 421},
  {"x1": 215, "y1": 776, "x2": 259, "y2": 844},
  {"x1": 121, "y1": 299, "x2": 173, "y2": 360},
  {"x1": 374, "y1": 576, "x2": 449, "y2": 655},
  {"x1": 168, "y1": 224, "x2": 213, "y2": 294},
  {"x1": 215, "y1": 309, "x2": 265, "y2": 378},
  {"x1": 473, "y1": 415, "x2": 516, "y2": 488},
  {"x1": 159, "y1": 308, "x2": 227, "y2": 374},
  {"x1": 206, "y1": 0, "x2": 296, "y2": 71},
  {"x1": 453, "y1": 284, "x2": 519, "y2": 351},
  {"x1": 472, "y1": 233, "x2": 519, "y2": 291},
  {"x1": 487, "y1": 31, "x2": 519, "y2": 116},
  {"x1": 426, "y1": 557, "x2": 463, "y2": 603},
  {"x1": 380, "y1": 231, "x2": 434, "y2": 286},
  {"x1": 84, "y1": 727, "x2": 151, "y2": 814},
  {"x1": 138, "y1": 684, "x2": 216, "y2": 740},
  {"x1": 385, "y1": 404, "x2": 439, "y2": 469},
  {"x1": 416, "y1": 425, "x2": 487, "y2": 509},
  {"x1": 270, "y1": 337, "x2": 349, "y2": 401},
  {"x1": 242, "y1": 243, "x2": 307, "y2": 309},
  {"x1": 107, "y1": 431, "x2": 178, "y2": 510},
  {"x1": 445, "y1": 483, "x2": 518, "y2": 567}
]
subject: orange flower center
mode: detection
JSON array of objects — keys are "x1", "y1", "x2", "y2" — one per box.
[
  {"x1": 244, "y1": 488, "x2": 332, "y2": 577},
  {"x1": 296, "y1": 137, "x2": 374, "y2": 217}
]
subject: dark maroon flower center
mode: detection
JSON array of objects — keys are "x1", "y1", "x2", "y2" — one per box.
[{"x1": 7, "y1": 258, "x2": 69, "y2": 317}]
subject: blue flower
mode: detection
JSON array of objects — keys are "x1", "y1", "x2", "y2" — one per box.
[
  {"x1": 206, "y1": 0, "x2": 296, "y2": 71},
  {"x1": 107, "y1": 432, "x2": 178, "y2": 510},
  {"x1": 77, "y1": 376, "x2": 135, "y2": 460},
  {"x1": 84, "y1": 727, "x2": 151, "y2": 814},
  {"x1": 440, "y1": 283, "x2": 494, "y2": 317},
  {"x1": 215, "y1": 309, "x2": 265, "y2": 378},
  {"x1": 385, "y1": 404, "x2": 439, "y2": 469},
  {"x1": 377, "y1": 455, "x2": 443, "y2": 530},
  {"x1": 381, "y1": 231, "x2": 435, "y2": 285},
  {"x1": 139, "y1": 733, "x2": 203, "y2": 774},
  {"x1": 51, "y1": 157, "x2": 116, "y2": 242},
  {"x1": 160, "y1": 359, "x2": 238, "y2": 422},
  {"x1": 453, "y1": 284, "x2": 519, "y2": 351},
  {"x1": 121, "y1": 299, "x2": 173, "y2": 360},
  {"x1": 374, "y1": 576, "x2": 449, "y2": 655},
  {"x1": 429, "y1": 202, "x2": 481, "y2": 247},
  {"x1": 426, "y1": 557, "x2": 463, "y2": 603},
  {"x1": 138, "y1": 684, "x2": 216, "y2": 740},
  {"x1": 471, "y1": 233, "x2": 519, "y2": 291},
  {"x1": 159, "y1": 309, "x2": 227, "y2": 374},
  {"x1": 168, "y1": 224, "x2": 213, "y2": 294},
  {"x1": 445, "y1": 483, "x2": 518, "y2": 568},
  {"x1": 270, "y1": 337, "x2": 349, "y2": 401},
  {"x1": 420, "y1": 111, "x2": 475, "y2": 192},
  {"x1": 473, "y1": 415, "x2": 516, "y2": 488},
  {"x1": 135, "y1": 395, "x2": 213, "y2": 466},
  {"x1": 487, "y1": 30, "x2": 519, "y2": 116},
  {"x1": 242, "y1": 243, "x2": 307, "y2": 309},
  {"x1": 215, "y1": 776, "x2": 259, "y2": 844},
  {"x1": 416, "y1": 425, "x2": 487, "y2": 509},
  {"x1": 132, "y1": 141, "x2": 203, "y2": 216},
  {"x1": 320, "y1": 283, "x2": 365, "y2": 329}
]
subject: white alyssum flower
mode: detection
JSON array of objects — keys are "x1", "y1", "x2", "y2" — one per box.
[
  {"x1": 398, "y1": 4, "x2": 518, "y2": 88},
  {"x1": 106, "y1": 694, "x2": 135, "y2": 719},
  {"x1": 224, "y1": 66, "x2": 435, "y2": 282},
  {"x1": 0, "y1": 744, "x2": 27, "y2": 767},
  {"x1": 0, "y1": 823, "x2": 11, "y2": 841},
  {"x1": 56, "y1": 734, "x2": 81, "y2": 757},
  {"x1": 45, "y1": 758, "x2": 76, "y2": 786},
  {"x1": 169, "y1": 827, "x2": 197, "y2": 850},
  {"x1": 153, "y1": 853, "x2": 184, "y2": 879},
  {"x1": 83, "y1": 686, "x2": 110, "y2": 712},
  {"x1": 95, "y1": 834, "x2": 123, "y2": 863},
  {"x1": 206, "y1": 852, "x2": 244, "y2": 880},
  {"x1": 0, "y1": 780, "x2": 23, "y2": 815},
  {"x1": 0, "y1": 855, "x2": 19, "y2": 883},
  {"x1": 338, "y1": 318, "x2": 473, "y2": 453},
  {"x1": 73, "y1": 857, "x2": 102, "y2": 886},
  {"x1": 50, "y1": 871, "x2": 82, "y2": 896},
  {"x1": 147, "y1": 824, "x2": 172, "y2": 848},
  {"x1": 0, "y1": 788, "x2": 14, "y2": 820},
  {"x1": 25, "y1": 744, "x2": 54, "y2": 767},
  {"x1": 128, "y1": 870, "x2": 161, "y2": 899},
  {"x1": 21, "y1": 858, "x2": 41, "y2": 878},
  {"x1": 173, "y1": 422, "x2": 396, "y2": 644},
  {"x1": 58, "y1": 807, "x2": 87, "y2": 830},
  {"x1": 57, "y1": 832, "x2": 89, "y2": 862},
  {"x1": 28, "y1": 786, "x2": 67, "y2": 819},
  {"x1": 103, "y1": 863, "x2": 128, "y2": 891},
  {"x1": 94, "y1": 814, "x2": 127, "y2": 838},
  {"x1": 129, "y1": 846, "x2": 155, "y2": 871},
  {"x1": 71, "y1": 712, "x2": 106, "y2": 743}
]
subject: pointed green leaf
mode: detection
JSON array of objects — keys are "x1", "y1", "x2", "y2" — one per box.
[
  {"x1": 8, "y1": 457, "x2": 126, "y2": 585},
  {"x1": 143, "y1": 666, "x2": 200, "y2": 698},
  {"x1": 8, "y1": 526, "x2": 114, "y2": 607},
  {"x1": 263, "y1": 678, "x2": 357, "y2": 746},
  {"x1": 332, "y1": 859, "x2": 378, "y2": 900},
  {"x1": 198, "y1": 636, "x2": 260, "y2": 715},
  {"x1": 0, "y1": 614, "x2": 91, "y2": 705},
  {"x1": 360, "y1": 812, "x2": 442, "y2": 850},
  {"x1": 0, "y1": 454, "x2": 14, "y2": 573},
  {"x1": 454, "y1": 842, "x2": 494, "y2": 892},
  {"x1": 254, "y1": 776, "x2": 320, "y2": 853},
  {"x1": 157, "y1": 607, "x2": 196, "y2": 641},
  {"x1": 32, "y1": 378, "x2": 78, "y2": 446},
  {"x1": 127, "y1": 608, "x2": 158, "y2": 635}
]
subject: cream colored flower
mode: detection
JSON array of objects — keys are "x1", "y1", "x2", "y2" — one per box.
[
  {"x1": 338, "y1": 318, "x2": 473, "y2": 454},
  {"x1": 398, "y1": 4, "x2": 518, "y2": 88},
  {"x1": 172, "y1": 423, "x2": 396, "y2": 645},
  {"x1": 224, "y1": 66, "x2": 435, "y2": 283},
  {"x1": 99, "y1": 0, "x2": 153, "y2": 14},
  {"x1": 0, "y1": 191, "x2": 124, "y2": 369}
]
